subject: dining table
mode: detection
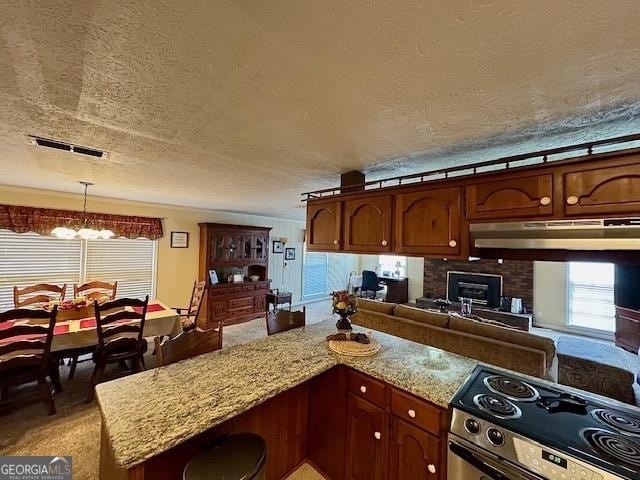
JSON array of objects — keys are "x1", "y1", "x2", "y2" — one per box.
[{"x1": 0, "y1": 300, "x2": 181, "y2": 352}]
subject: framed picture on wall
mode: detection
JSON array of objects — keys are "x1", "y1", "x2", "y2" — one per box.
[
  {"x1": 170, "y1": 231, "x2": 189, "y2": 248},
  {"x1": 285, "y1": 247, "x2": 295, "y2": 260},
  {"x1": 272, "y1": 240, "x2": 283, "y2": 253}
]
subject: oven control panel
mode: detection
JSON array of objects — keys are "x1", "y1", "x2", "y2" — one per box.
[{"x1": 513, "y1": 438, "x2": 602, "y2": 480}]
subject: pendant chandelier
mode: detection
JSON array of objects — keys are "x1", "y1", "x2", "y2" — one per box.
[{"x1": 51, "y1": 181, "x2": 115, "y2": 240}]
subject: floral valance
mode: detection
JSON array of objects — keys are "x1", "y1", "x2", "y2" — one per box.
[{"x1": 0, "y1": 204, "x2": 164, "y2": 240}]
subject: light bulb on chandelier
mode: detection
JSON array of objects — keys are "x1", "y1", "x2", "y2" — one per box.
[{"x1": 51, "y1": 182, "x2": 115, "y2": 240}]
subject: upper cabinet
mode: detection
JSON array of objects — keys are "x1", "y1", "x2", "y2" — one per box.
[
  {"x1": 466, "y1": 173, "x2": 554, "y2": 220},
  {"x1": 306, "y1": 200, "x2": 343, "y2": 251},
  {"x1": 395, "y1": 187, "x2": 463, "y2": 257},
  {"x1": 344, "y1": 195, "x2": 393, "y2": 253},
  {"x1": 562, "y1": 161, "x2": 640, "y2": 217},
  {"x1": 304, "y1": 151, "x2": 640, "y2": 258}
]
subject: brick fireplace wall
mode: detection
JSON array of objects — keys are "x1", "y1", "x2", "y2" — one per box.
[{"x1": 423, "y1": 259, "x2": 534, "y2": 309}]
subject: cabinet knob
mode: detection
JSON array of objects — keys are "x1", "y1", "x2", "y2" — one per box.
[
  {"x1": 408, "y1": 409, "x2": 416, "y2": 418},
  {"x1": 427, "y1": 464, "x2": 436, "y2": 474},
  {"x1": 381, "y1": 239, "x2": 388, "y2": 247},
  {"x1": 374, "y1": 431, "x2": 381, "y2": 440},
  {"x1": 360, "y1": 385, "x2": 367, "y2": 393},
  {"x1": 566, "y1": 196, "x2": 579, "y2": 206},
  {"x1": 449, "y1": 240, "x2": 457, "y2": 248},
  {"x1": 540, "y1": 196, "x2": 551, "y2": 206},
  {"x1": 333, "y1": 239, "x2": 339, "y2": 245}
]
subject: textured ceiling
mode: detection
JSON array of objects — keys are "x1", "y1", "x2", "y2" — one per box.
[{"x1": 1, "y1": 0, "x2": 640, "y2": 219}]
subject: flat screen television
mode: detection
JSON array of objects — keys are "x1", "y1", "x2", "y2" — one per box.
[{"x1": 614, "y1": 264, "x2": 640, "y2": 310}]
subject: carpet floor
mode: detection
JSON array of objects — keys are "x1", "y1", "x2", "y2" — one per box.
[{"x1": 0, "y1": 300, "x2": 332, "y2": 480}]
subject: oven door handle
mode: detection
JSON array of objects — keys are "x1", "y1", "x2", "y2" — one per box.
[{"x1": 449, "y1": 441, "x2": 546, "y2": 480}]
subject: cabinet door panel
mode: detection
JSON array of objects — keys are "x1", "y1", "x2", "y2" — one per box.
[
  {"x1": 344, "y1": 195, "x2": 393, "y2": 252},
  {"x1": 345, "y1": 394, "x2": 387, "y2": 480},
  {"x1": 395, "y1": 187, "x2": 462, "y2": 256},
  {"x1": 307, "y1": 201, "x2": 342, "y2": 250},
  {"x1": 210, "y1": 300, "x2": 227, "y2": 320},
  {"x1": 390, "y1": 418, "x2": 441, "y2": 480},
  {"x1": 563, "y1": 162, "x2": 640, "y2": 216},
  {"x1": 466, "y1": 174, "x2": 553, "y2": 220}
]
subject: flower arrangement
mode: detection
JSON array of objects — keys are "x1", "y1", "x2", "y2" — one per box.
[{"x1": 332, "y1": 290, "x2": 358, "y2": 330}]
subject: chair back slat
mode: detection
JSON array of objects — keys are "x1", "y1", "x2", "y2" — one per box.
[
  {"x1": 0, "y1": 307, "x2": 57, "y2": 374},
  {"x1": 155, "y1": 325, "x2": 222, "y2": 367},
  {"x1": 100, "y1": 310, "x2": 143, "y2": 325},
  {"x1": 13, "y1": 284, "x2": 66, "y2": 309},
  {"x1": 0, "y1": 339, "x2": 48, "y2": 357},
  {"x1": 100, "y1": 297, "x2": 147, "y2": 310},
  {"x1": 101, "y1": 324, "x2": 143, "y2": 339},
  {"x1": 266, "y1": 307, "x2": 306, "y2": 336},
  {"x1": 74, "y1": 281, "x2": 118, "y2": 302},
  {"x1": 0, "y1": 324, "x2": 50, "y2": 341},
  {"x1": 94, "y1": 297, "x2": 148, "y2": 351}
]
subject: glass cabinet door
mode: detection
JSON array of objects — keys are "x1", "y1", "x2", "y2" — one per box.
[
  {"x1": 214, "y1": 235, "x2": 225, "y2": 262},
  {"x1": 254, "y1": 235, "x2": 267, "y2": 261}
]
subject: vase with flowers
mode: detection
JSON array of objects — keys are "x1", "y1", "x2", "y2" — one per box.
[{"x1": 332, "y1": 290, "x2": 357, "y2": 331}]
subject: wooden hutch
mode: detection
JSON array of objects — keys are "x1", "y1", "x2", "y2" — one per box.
[{"x1": 198, "y1": 223, "x2": 271, "y2": 326}]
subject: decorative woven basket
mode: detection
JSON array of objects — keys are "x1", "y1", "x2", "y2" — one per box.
[{"x1": 328, "y1": 337, "x2": 381, "y2": 357}]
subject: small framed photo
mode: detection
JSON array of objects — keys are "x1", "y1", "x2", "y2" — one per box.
[
  {"x1": 209, "y1": 270, "x2": 219, "y2": 285},
  {"x1": 285, "y1": 247, "x2": 295, "y2": 260},
  {"x1": 170, "y1": 231, "x2": 189, "y2": 248},
  {"x1": 232, "y1": 273, "x2": 244, "y2": 284},
  {"x1": 272, "y1": 240, "x2": 283, "y2": 253}
]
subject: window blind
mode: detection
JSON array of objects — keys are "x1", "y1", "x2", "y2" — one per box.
[
  {"x1": 327, "y1": 253, "x2": 354, "y2": 292},
  {"x1": 0, "y1": 230, "x2": 82, "y2": 310},
  {"x1": 567, "y1": 262, "x2": 615, "y2": 332},
  {"x1": 0, "y1": 229, "x2": 156, "y2": 311},
  {"x1": 303, "y1": 251, "x2": 328, "y2": 298},
  {"x1": 85, "y1": 238, "x2": 155, "y2": 300}
]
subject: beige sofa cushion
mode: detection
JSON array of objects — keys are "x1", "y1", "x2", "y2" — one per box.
[
  {"x1": 357, "y1": 298, "x2": 396, "y2": 315},
  {"x1": 351, "y1": 310, "x2": 547, "y2": 378},
  {"x1": 449, "y1": 315, "x2": 556, "y2": 370},
  {"x1": 393, "y1": 305, "x2": 450, "y2": 328}
]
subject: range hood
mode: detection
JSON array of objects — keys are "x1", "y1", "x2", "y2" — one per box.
[{"x1": 471, "y1": 218, "x2": 640, "y2": 251}]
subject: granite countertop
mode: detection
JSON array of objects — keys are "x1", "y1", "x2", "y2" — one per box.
[{"x1": 96, "y1": 319, "x2": 478, "y2": 469}]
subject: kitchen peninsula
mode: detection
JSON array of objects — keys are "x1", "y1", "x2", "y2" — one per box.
[{"x1": 96, "y1": 320, "x2": 478, "y2": 480}]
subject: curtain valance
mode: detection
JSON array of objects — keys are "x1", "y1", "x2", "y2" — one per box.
[{"x1": 0, "y1": 204, "x2": 164, "y2": 240}]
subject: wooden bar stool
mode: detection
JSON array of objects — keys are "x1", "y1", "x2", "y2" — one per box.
[{"x1": 183, "y1": 433, "x2": 266, "y2": 480}]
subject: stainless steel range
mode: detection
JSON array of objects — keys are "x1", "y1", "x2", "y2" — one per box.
[{"x1": 448, "y1": 366, "x2": 640, "y2": 480}]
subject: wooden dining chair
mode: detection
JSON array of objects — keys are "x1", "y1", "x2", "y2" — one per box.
[
  {"x1": 86, "y1": 296, "x2": 149, "y2": 402},
  {"x1": 174, "y1": 281, "x2": 206, "y2": 332},
  {"x1": 13, "y1": 284, "x2": 67, "y2": 309},
  {"x1": 154, "y1": 323, "x2": 223, "y2": 367},
  {"x1": 74, "y1": 281, "x2": 118, "y2": 302},
  {"x1": 0, "y1": 306, "x2": 61, "y2": 415},
  {"x1": 266, "y1": 307, "x2": 306, "y2": 336}
]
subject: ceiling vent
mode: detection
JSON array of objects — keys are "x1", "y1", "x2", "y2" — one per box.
[{"x1": 30, "y1": 136, "x2": 107, "y2": 158}]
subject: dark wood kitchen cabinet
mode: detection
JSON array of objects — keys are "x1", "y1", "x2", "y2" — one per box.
[
  {"x1": 562, "y1": 160, "x2": 640, "y2": 217},
  {"x1": 395, "y1": 186, "x2": 463, "y2": 257},
  {"x1": 345, "y1": 393, "x2": 388, "y2": 480},
  {"x1": 306, "y1": 200, "x2": 343, "y2": 251},
  {"x1": 389, "y1": 418, "x2": 441, "y2": 480},
  {"x1": 466, "y1": 173, "x2": 554, "y2": 220},
  {"x1": 343, "y1": 195, "x2": 393, "y2": 253}
]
